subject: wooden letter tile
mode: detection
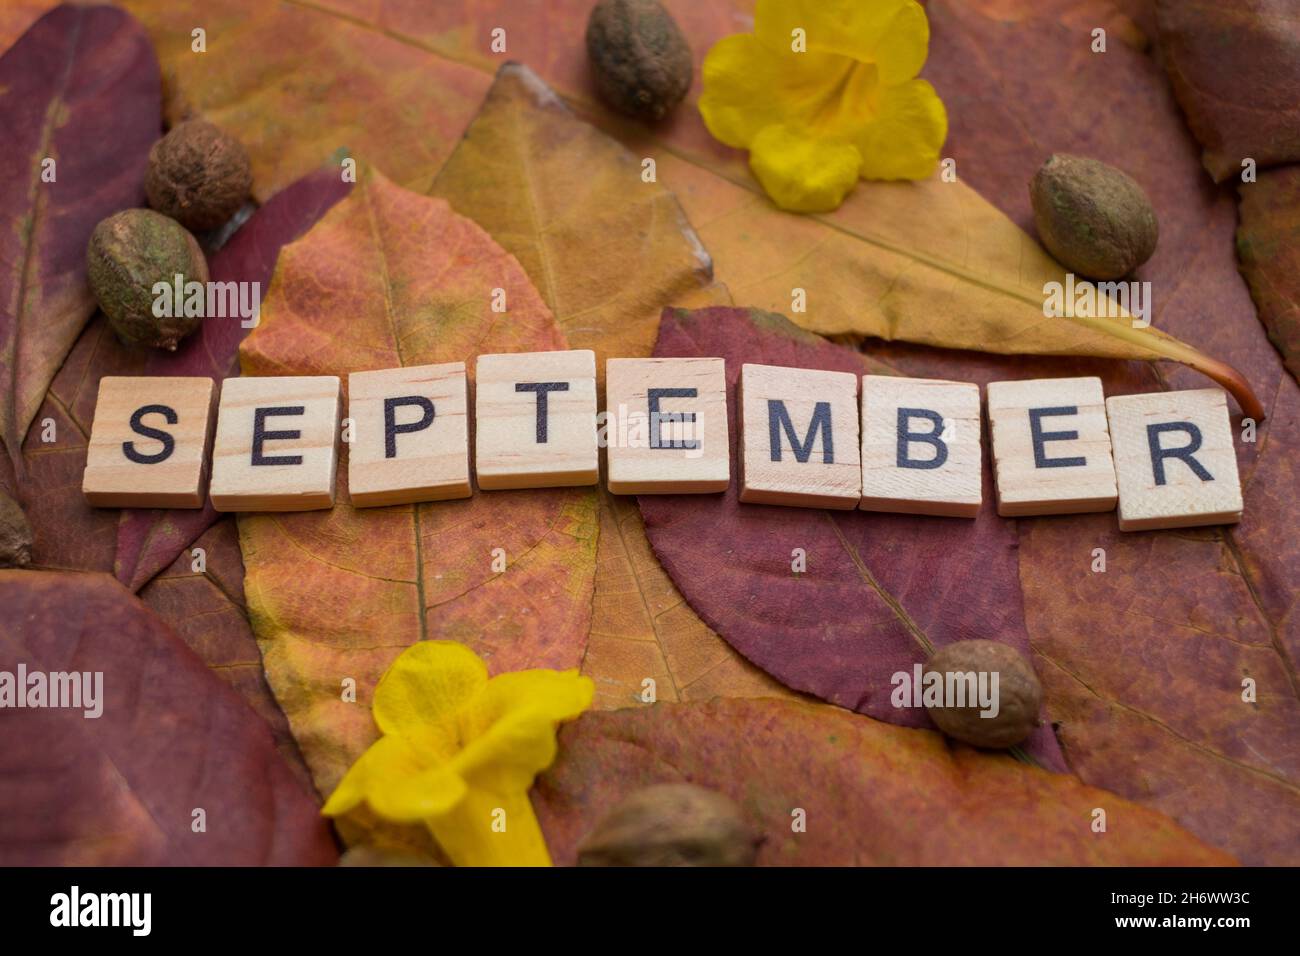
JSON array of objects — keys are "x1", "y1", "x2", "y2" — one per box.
[
  {"x1": 860, "y1": 375, "x2": 982, "y2": 517},
  {"x1": 605, "y1": 357, "x2": 729, "y2": 495},
  {"x1": 987, "y1": 377, "x2": 1117, "y2": 516},
  {"x1": 475, "y1": 349, "x2": 598, "y2": 490},
  {"x1": 209, "y1": 376, "x2": 341, "y2": 512},
  {"x1": 82, "y1": 376, "x2": 216, "y2": 508},
  {"x1": 1106, "y1": 389, "x2": 1242, "y2": 531},
  {"x1": 738, "y1": 363, "x2": 860, "y2": 509},
  {"x1": 347, "y1": 363, "x2": 471, "y2": 507}
]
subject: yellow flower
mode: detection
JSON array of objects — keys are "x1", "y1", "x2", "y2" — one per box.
[
  {"x1": 322, "y1": 641, "x2": 593, "y2": 866},
  {"x1": 699, "y1": 0, "x2": 948, "y2": 212}
]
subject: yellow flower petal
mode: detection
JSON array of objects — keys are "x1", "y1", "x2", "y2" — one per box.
[
  {"x1": 454, "y1": 672, "x2": 594, "y2": 791},
  {"x1": 372, "y1": 640, "x2": 488, "y2": 739},
  {"x1": 320, "y1": 734, "x2": 461, "y2": 820},
  {"x1": 699, "y1": 33, "x2": 796, "y2": 148},
  {"x1": 749, "y1": 124, "x2": 862, "y2": 212},
  {"x1": 754, "y1": 0, "x2": 929, "y2": 84},
  {"x1": 853, "y1": 79, "x2": 948, "y2": 180},
  {"x1": 426, "y1": 789, "x2": 552, "y2": 867}
]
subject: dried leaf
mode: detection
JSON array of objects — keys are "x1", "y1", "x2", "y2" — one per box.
[
  {"x1": 1237, "y1": 165, "x2": 1300, "y2": 384},
  {"x1": 430, "y1": 64, "x2": 722, "y2": 372},
  {"x1": 584, "y1": 491, "x2": 799, "y2": 709},
  {"x1": 533, "y1": 698, "x2": 1235, "y2": 865},
  {"x1": 237, "y1": 167, "x2": 597, "y2": 797},
  {"x1": 119, "y1": 0, "x2": 494, "y2": 200},
  {"x1": 1155, "y1": 0, "x2": 1300, "y2": 182},
  {"x1": 0, "y1": 5, "x2": 159, "y2": 473},
  {"x1": 924, "y1": 0, "x2": 1300, "y2": 866},
  {"x1": 139, "y1": 518, "x2": 313, "y2": 790},
  {"x1": 640, "y1": 305, "x2": 1065, "y2": 770},
  {"x1": 0, "y1": 570, "x2": 337, "y2": 865}
]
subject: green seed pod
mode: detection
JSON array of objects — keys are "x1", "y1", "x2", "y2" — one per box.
[
  {"x1": 87, "y1": 208, "x2": 209, "y2": 351},
  {"x1": 0, "y1": 487, "x2": 33, "y2": 568},
  {"x1": 1030, "y1": 154, "x2": 1159, "y2": 280}
]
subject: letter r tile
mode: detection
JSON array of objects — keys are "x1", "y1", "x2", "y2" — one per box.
[
  {"x1": 210, "y1": 375, "x2": 340, "y2": 512},
  {"x1": 860, "y1": 375, "x2": 982, "y2": 517},
  {"x1": 1105, "y1": 389, "x2": 1242, "y2": 531},
  {"x1": 474, "y1": 350, "x2": 598, "y2": 490},
  {"x1": 82, "y1": 376, "x2": 217, "y2": 508},
  {"x1": 738, "y1": 363, "x2": 860, "y2": 509},
  {"x1": 987, "y1": 377, "x2": 1117, "y2": 516},
  {"x1": 347, "y1": 363, "x2": 471, "y2": 507}
]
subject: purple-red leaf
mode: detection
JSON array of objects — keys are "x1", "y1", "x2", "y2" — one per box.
[
  {"x1": 639, "y1": 305, "x2": 1065, "y2": 771},
  {"x1": 1155, "y1": 0, "x2": 1300, "y2": 182},
  {"x1": 1237, "y1": 165, "x2": 1300, "y2": 385},
  {"x1": 0, "y1": 569, "x2": 337, "y2": 865},
  {"x1": 0, "y1": 5, "x2": 159, "y2": 475}
]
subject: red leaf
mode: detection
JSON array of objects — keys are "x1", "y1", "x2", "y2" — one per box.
[
  {"x1": 0, "y1": 5, "x2": 159, "y2": 475},
  {"x1": 0, "y1": 570, "x2": 337, "y2": 865},
  {"x1": 1155, "y1": 0, "x2": 1300, "y2": 182},
  {"x1": 639, "y1": 306, "x2": 1066, "y2": 771},
  {"x1": 139, "y1": 517, "x2": 313, "y2": 790},
  {"x1": 1237, "y1": 165, "x2": 1300, "y2": 385}
]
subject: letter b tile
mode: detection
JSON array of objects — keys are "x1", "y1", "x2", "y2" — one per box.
[
  {"x1": 83, "y1": 376, "x2": 217, "y2": 508},
  {"x1": 1105, "y1": 389, "x2": 1242, "y2": 531},
  {"x1": 210, "y1": 376, "x2": 341, "y2": 512},
  {"x1": 987, "y1": 377, "x2": 1117, "y2": 516},
  {"x1": 860, "y1": 375, "x2": 982, "y2": 517},
  {"x1": 739, "y1": 363, "x2": 860, "y2": 509}
]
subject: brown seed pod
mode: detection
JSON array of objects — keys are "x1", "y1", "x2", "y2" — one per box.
[
  {"x1": 577, "y1": 782, "x2": 760, "y2": 866},
  {"x1": 586, "y1": 0, "x2": 692, "y2": 122},
  {"x1": 923, "y1": 640, "x2": 1043, "y2": 749},
  {"x1": 0, "y1": 488, "x2": 33, "y2": 568},
  {"x1": 87, "y1": 209, "x2": 209, "y2": 351},
  {"x1": 1030, "y1": 154, "x2": 1159, "y2": 280},
  {"x1": 145, "y1": 119, "x2": 252, "y2": 232}
]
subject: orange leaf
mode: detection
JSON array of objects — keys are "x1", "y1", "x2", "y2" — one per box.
[
  {"x1": 535, "y1": 698, "x2": 1236, "y2": 865},
  {"x1": 237, "y1": 167, "x2": 598, "y2": 797}
]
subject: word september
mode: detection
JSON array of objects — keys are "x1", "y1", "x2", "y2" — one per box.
[{"x1": 80, "y1": 351, "x2": 1244, "y2": 532}]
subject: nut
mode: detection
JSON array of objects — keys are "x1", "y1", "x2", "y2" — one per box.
[
  {"x1": 577, "y1": 782, "x2": 760, "y2": 866},
  {"x1": 145, "y1": 119, "x2": 252, "y2": 232},
  {"x1": 87, "y1": 209, "x2": 209, "y2": 351},
  {"x1": 0, "y1": 488, "x2": 33, "y2": 568},
  {"x1": 923, "y1": 640, "x2": 1042, "y2": 749},
  {"x1": 1030, "y1": 154, "x2": 1159, "y2": 279},
  {"x1": 586, "y1": 0, "x2": 692, "y2": 122}
]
